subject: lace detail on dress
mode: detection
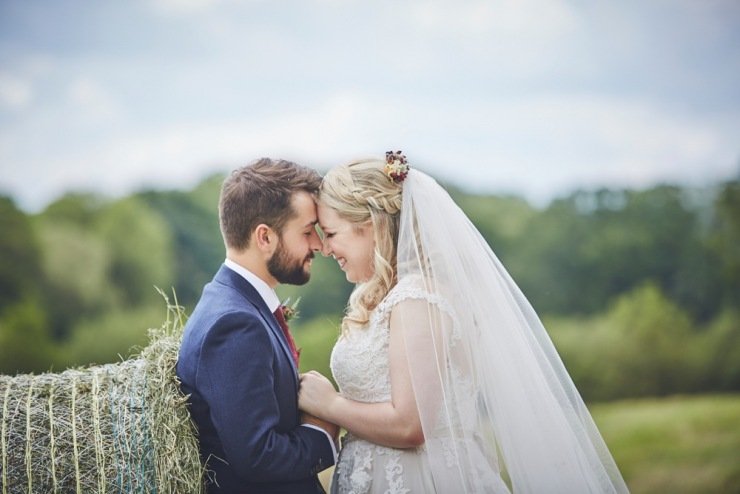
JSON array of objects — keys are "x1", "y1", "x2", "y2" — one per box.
[
  {"x1": 373, "y1": 276, "x2": 456, "y2": 327},
  {"x1": 330, "y1": 276, "x2": 446, "y2": 493},
  {"x1": 343, "y1": 440, "x2": 372, "y2": 493},
  {"x1": 384, "y1": 454, "x2": 410, "y2": 494},
  {"x1": 330, "y1": 308, "x2": 392, "y2": 403},
  {"x1": 333, "y1": 435, "x2": 411, "y2": 494},
  {"x1": 330, "y1": 276, "x2": 453, "y2": 405}
]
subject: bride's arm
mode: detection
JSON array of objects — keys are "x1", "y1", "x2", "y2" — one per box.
[{"x1": 299, "y1": 299, "x2": 443, "y2": 449}]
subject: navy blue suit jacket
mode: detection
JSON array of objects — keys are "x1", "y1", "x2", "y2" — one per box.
[{"x1": 177, "y1": 265, "x2": 335, "y2": 493}]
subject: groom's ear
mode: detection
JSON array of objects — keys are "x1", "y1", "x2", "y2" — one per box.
[{"x1": 253, "y1": 223, "x2": 277, "y2": 254}]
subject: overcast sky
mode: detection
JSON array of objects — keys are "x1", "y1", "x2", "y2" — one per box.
[{"x1": 1, "y1": 0, "x2": 738, "y2": 212}]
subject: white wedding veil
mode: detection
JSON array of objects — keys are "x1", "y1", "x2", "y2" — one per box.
[{"x1": 394, "y1": 169, "x2": 629, "y2": 493}]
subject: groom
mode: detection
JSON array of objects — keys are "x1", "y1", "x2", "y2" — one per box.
[{"x1": 177, "y1": 158, "x2": 337, "y2": 493}]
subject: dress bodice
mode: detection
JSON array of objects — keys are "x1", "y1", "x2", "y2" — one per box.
[
  {"x1": 329, "y1": 277, "x2": 440, "y2": 493},
  {"x1": 330, "y1": 276, "x2": 445, "y2": 404}
]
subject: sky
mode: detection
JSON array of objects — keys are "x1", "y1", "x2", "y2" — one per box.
[{"x1": 1, "y1": 0, "x2": 738, "y2": 212}]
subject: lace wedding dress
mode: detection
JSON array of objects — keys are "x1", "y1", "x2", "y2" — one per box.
[
  {"x1": 329, "y1": 276, "x2": 508, "y2": 494},
  {"x1": 328, "y1": 167, "x2": 628, "y2": 493}
]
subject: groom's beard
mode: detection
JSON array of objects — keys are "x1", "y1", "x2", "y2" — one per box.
[{"x1": 268, "y1": 238, "x2": 313, "y2": 285}]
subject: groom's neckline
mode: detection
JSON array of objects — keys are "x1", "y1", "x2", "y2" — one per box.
[{"x1": 223, "y1": 259, "x2": 280, "y2": 313}]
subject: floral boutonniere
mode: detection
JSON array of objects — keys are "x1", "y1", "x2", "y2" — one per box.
[{"x1": 280, "y1": 297, "x2": 301, "y2": 323}]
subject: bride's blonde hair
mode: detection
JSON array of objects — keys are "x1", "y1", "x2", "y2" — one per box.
[{"x1": 320, "y1": 159, "x2": 402, "y2": 333}]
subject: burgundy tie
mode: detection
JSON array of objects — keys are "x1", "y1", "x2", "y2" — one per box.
[{"x1": 273, "y1": 307, "x2": 300, "y2": 367}]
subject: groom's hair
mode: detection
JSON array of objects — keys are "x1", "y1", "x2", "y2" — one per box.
[{"x1": 219, "y1": 158, "x2": 321, "y2": 250}]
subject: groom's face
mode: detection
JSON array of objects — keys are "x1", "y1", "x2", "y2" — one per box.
[{"x1": 267, "y1": 191, "x2": 322, "y2": 285}]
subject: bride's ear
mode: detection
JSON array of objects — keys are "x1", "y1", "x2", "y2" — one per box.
[{"x1": 354, "y1": 220, "x2": 374, "y2": 236}]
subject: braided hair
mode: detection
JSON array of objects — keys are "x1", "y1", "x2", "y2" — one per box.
[{"x1": 319, "y1": 159, "x2": 402, "y2": 333}]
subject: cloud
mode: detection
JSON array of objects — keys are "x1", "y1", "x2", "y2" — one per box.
[
  {"x1": 67, "y1": 77, "x2": 123, "y2": 122},
  {"x1": 409, "y1": 0, "x2": 579, "y2": 39},
  {"x1": 0, "y1": 92, "x2": 383, "y2": 210},
  {"x1": 148, "y1": 0, "x2": 229, "y2": 16},
  {"x1": 0, "y1": 57, "x2": 52, "y2": 111},
  {"x1": 437, "y1": 93, "x2": 736, "y2": 200},
  {"x1": 0, "y1": 73, "x2": 32, "y2": 109},
  {"x1": 2, "y1": 83, "x2": 736, "y2": 212},
  {"x1": 0, "y1": 1, "x2": 737, "y2": 212}
]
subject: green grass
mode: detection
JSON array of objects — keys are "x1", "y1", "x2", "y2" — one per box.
[{"x1": 592, "y1": 394, "x2": 740, "y2": 494}]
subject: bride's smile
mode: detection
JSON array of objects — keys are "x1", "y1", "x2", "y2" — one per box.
[{"x1": 318, "y1": 201, "x2": 375, "y2": 283}]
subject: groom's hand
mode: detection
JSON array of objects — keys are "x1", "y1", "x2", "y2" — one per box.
[{"x1": 301, "y1": 412, "x2": 340, "y2": 444}]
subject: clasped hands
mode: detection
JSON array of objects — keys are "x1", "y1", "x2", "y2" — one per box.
[{"x1": 299, "y1": 370, "x2": 341, "y2": 442}]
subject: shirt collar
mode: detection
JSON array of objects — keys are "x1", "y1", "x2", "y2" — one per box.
[{"x1": 223, "y1": 258, "x2": 281, "y2": 313}]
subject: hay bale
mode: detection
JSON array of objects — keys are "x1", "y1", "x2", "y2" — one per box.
[{"x1": 0, "y1": 296, "x2": 204, "y2": 493}]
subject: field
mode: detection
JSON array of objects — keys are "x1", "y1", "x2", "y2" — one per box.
[
  {"x1": 592, "y1": 394, "x2": 740, "y2": 493},
  {"x1": 319, "y1": 394, "x2": 740, "y2": 493}
]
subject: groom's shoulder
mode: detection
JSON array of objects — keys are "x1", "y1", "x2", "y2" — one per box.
[
  {"x1": 195, "y1": 279, "x2": 257, "y2": 317},
  {"x1": 181, "y1": 284, "x2": 263, "y2": 350}
]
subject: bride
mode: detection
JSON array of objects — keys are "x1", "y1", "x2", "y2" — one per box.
[{"x1": 298, "y1": 152, "x2": 629, "y2": 493}]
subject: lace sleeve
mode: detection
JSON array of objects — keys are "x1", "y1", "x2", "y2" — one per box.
[{"x1": 375, "y1": 276, "x2": 457, "y2": 328}]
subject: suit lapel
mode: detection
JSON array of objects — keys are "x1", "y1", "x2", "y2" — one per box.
[{"x1": 214, "y1": 265, "x2": 299, "y2": 377}]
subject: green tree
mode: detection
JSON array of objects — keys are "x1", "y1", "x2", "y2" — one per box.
[
  {"x1": 57, "y1": 304, "x2": 165, "y2": 368},
  {"x1": 698, "y1": 309, "x2": 740, "y2": 392},
  {"x1": 553, "y1": 282, "x2": 701, "y2": 401},
  {"x1": 510, "y1": 186, "x2": 718, "y2": 320},
  {"x1": 452, "y1": 189, "x2": 536, "y2": 260},
  {"x1": 32, "y1": 194, "x2": 174, "y2": 339},
  {"x1": 708, "y1": 179, "x2": 740, "y2": 310},
  {"x1": 189, "y1": 173, "x2": 225, "y2": 211},
  {"x1": 508, "y1": 194, "x2": 593, "y2": 314},
  {"x1": 607, "y1": 282, "x2": 699, "y2": 397},
  {"x1": 34, "y1": 220, "x2": 115, "y2": 338},
  {"x1": 0, "y1": 298, "x2": 55, "y2": 374},
  {"x1": 95, "y1": 197, "x2": 175, "y2": 306},
  {"x1": 0, "y1": 196, "x2": 42, "y2": 313},
  {"x1": 138, "y1": 190, "x2": 222, "y2": 309},
  {"x1": 41, "y1": 192, "x2": 105, "y2": 227}
]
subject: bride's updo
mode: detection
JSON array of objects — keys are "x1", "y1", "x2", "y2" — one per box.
[{"x1": 320, "y1": 158, "x2": 402, "y2": 332}]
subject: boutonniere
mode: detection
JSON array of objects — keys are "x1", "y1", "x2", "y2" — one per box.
[{"x1": 280, "y1": 297, "x2": 301, "y2": 323}]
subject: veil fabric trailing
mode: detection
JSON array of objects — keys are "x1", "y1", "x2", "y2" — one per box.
[{"x1": 394, "y1": 169, "x2": 629, "y2": 493}]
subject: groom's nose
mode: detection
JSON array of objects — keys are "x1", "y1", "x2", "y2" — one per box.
[{"x1": 308, "y1": 229, "x2": 322, "y2": 252}]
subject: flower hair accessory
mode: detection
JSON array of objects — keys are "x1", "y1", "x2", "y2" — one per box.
[{"x1": 385, "y1": 150, "x2": 410, "y2": 183}]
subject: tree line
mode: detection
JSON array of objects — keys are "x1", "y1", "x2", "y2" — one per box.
[{"x1": 1, "y1": 173, "x2": 738, "y2": 400}]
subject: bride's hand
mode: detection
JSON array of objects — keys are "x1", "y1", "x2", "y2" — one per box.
[{"x1": 298, "y1": 370, "x2": 339, "y2": 419}]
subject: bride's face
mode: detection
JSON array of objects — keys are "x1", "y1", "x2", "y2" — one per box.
[{"x1": 317, "y1": 201, "x2": 375, "y2": 283}]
